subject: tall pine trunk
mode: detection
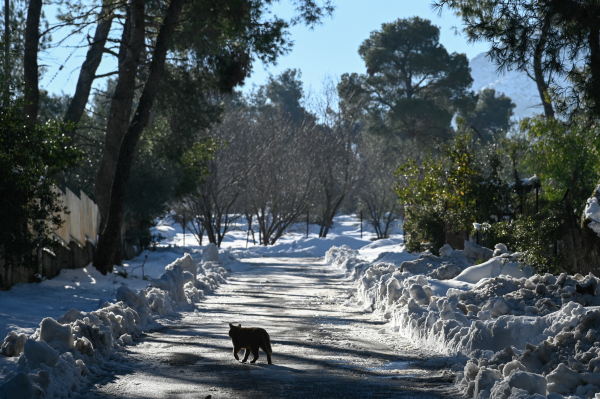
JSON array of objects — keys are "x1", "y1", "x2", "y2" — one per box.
[
  {"x1": 94, "y1": 3, "x2": 143, "y2": 230},
  {"x1": 94, "y1": 0, "x2": 186, "y2": 274},
  {"x1": 4, "y1": 0, "x2": 9, "y2": 100},
  {"x1": 23, "y1": 0, "x2": 42, "y2": 123},
  {"x1": 64, "y1": 2, "x2": 114, "y2": 137},
  {"x1": 588, "y1": 22, "x2": 600, "y2": 117},
  {"x1": 532, "y1": 17, "x2": 554, "y2": 119},
  {"x1": 93, "y1": 1, "x2": 143, "y2": 268}
]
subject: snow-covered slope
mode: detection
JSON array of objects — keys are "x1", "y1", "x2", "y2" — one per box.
[{"x1": 470, "y1": 52, "x2": 543, "y2": 120}]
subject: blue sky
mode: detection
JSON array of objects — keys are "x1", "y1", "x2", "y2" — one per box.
[{"x1": 39, "y1": 0, "x2": 489, "y2": 97}]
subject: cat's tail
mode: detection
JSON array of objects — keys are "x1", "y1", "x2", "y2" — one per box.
[{"x1": 262, "y1": 331, "x2": 273, "y2": 354}]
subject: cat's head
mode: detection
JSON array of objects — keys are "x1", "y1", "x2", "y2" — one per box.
[{"x1": 228, "y1": 323, "x2": 241, "y2": 338}]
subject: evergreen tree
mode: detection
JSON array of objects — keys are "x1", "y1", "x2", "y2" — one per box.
[
  {"x1": 338, "y1": 17, "x2": 474, "y2": 142},
  {"x1": 461, "y1": 88, "x2": 516, "y2": 141},
  {"x1": 265, "y1": 69, "x2": 308, "y2": 123},
  {"x1": 434, "y1": 0, "x2": 600, "y2": 120},
  {"x1": 248, "y1": 68, "x2": 313, "y2": 124}
]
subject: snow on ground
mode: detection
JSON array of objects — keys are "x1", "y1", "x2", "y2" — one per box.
[
  {"x1": 0, "y1": 248, "x2": 200, "y2": 343},
  {"x1": 152, "y1": 213, "x2": 390, "y2": 258},
  {"x1": 19, "y1": 210, "x2": 600, "y2": 399},
  {"x1": 0, "y1": 214, "x2": 401, "y2": 398},
  {"x1": 0, "y1": 244, "x2": 232, "y2": 398},
  {"x1": 326, "y1": 240, "x2": 600, "y2": 399}
]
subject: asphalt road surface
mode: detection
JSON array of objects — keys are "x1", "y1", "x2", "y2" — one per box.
[{"x1": 83, "y1": 257, "x2": 460, "y2": 399}]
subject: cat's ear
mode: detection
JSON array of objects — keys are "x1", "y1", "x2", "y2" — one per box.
[
  {"x1": 229, "y1": 323, "x2": 234, "y2": 328},
  {"x1": 238, "y1": 324, "x2": 241, "y2": 328}
]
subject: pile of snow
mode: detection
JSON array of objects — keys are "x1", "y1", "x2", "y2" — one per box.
[
  {"x1": 229, "y1": 235, "x2": 373, "y2": 259},
  {"x1": 327, "y1": 241, "x2": 600, "y2": 399},
  {"x1": 584, "y1": 184, "x2": 600, "y2": 238},
  {"x1": 0, "y1": 246, "x2": 230, "y2": 398}
]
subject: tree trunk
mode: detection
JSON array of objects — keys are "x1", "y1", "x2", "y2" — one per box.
[
  {"x1": 94, "y1": 0, "x2": 186, "y2": 274},
  {"x1": 533, "y1": 17, "x2": 555, "y2": 119},
  {"x1": 383, "y1": 204, "x2": 397, "y2": 238},
  {"x1": 23, "y1": 0, "x2": 42, "y2": 123},
  {"x1": 588, "y1": 19, "x2": 600, "y2": 118},
  {"x1": 94, "y1": 4, "x2": 142, "y2": 235},
  {"x1": 321, "y1": 193, "x2": 348, "y2": 238},
  {"x1": 204, "y1": 211, "x2": 217, "y2": 245},
  {"x1": 4, "y1": 0, "x2": 9, "y2": 100},
  {"x1": 64, "y1": 3, "x2": 114, "y2": 137},
  {"x1": 93, "y1": 3, "x2": 141, "y2": 268},
  {"x1": 318, "y1": 223, "x2": 325, "y2": 237}
]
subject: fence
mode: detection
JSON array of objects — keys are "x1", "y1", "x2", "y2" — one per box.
[
  {"x1": 52, "y1": 187, "x2": 100, "y2": 247},
  {"x1": 0, "y1": 187, "x2": 100, "y2": 290}
]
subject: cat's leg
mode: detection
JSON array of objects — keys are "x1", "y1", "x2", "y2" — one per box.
[
  {"x1": 242, "y1": 348, "x2": 250, "y2": 363},
  {"x1": 250, "y1": 346, "x2": 260, "y2": 363},
  {"x1": 233, "y1": 346, "x2": 241, "y2": 361},
  {"x1": 259, "y1": 344, "x2": 272, "y2": 364}
]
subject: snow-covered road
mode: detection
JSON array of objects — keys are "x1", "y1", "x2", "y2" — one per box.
[{"x1": 82, "y1": 257, "x2": 457, "y2": 398}]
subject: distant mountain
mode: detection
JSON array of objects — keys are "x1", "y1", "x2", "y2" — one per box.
[{"x1": 469, "y1": 52, "x2": 543, "y2": 119}]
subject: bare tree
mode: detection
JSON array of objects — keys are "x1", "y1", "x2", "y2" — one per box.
[
  {"x1": 183, "y1": 201, "x2": 205, "y2": 246},
  {"x1": 239, "y1": 110, "x2": 317, "y2": 245},
  {"x1": 357, "y1": 135, "x2": 405, "y2": 239},
  {"x1": 311, "y1": 78, "x2": 362, "y2": 237},
  {"x1": 185, "y1": 111, "x2": 247, "y2": 247}
]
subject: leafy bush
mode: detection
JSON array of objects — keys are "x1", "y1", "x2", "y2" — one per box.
[
  {"x1": 479, "y1": 117, "x2": 600, "y2": 274},
  {"x1": 481, "y1": 203, "x2": 565, "y2": 274},
  {"x1": 402, "y1": 206, "x2": 445, "y2": 254},
  {"x1": 396, "y1": 131, "x2": 507, "y2": 254},
  {"x1": 0, "y1": 93, "x2": 81, "y2": 269},
  {"x1": 519, "y1": 117, "x2": 600, "y2": 207}
]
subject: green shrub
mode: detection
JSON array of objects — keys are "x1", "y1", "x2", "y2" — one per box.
[
  {"x1": 396, "y1": 130, "x2": 507, "y2": 254},
  {"x1": 481, "y1": 203, "x2": 565, "y2": 274},
  {"x1": 0, "y1": 92, "x2": 81, "y2": 268}
]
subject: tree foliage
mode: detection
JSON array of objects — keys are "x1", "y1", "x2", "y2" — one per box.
[
  {"x1": 518, "y1": 117, "x2": 600, "y2": 206},
  {"x1": 434, "y1": 0, "x2": 600, "y2": 120},
  {"x1": 396, "y1": 130, "x2": 507, "y2": 254},
  {"x1": 460, "y1": 88, "x2": 516, "y2": 142},
  {"x1": 0, "y1": 90, "x2": 80, "y2": 270},
  {"x1": 338, "y1": 17, "x2": 474, "y2": 142}
]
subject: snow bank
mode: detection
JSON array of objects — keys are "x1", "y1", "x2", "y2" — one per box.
[
  {"x1": 584, "y1": 184, "x2": 600, "y2": 239},
  {"x1": 0, "y1": 248, "x2": 230, "y2": 398},
  {"x1": 230, "y1": 235, "x2": 371, "y2": 259},
  {"x1": 327, "y1": 242, "x2": 600, "y2": 399},
  {"x1": 454, "y1": 258, "x2": 533, "y2": 284}
]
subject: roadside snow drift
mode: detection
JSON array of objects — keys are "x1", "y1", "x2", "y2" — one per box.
[
  {"x1": 327, "y1": 242, "x2": 600, "y2": 399},
  {"x1": 0, "y1": 245, "x2": 230, "y2": 398}
]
